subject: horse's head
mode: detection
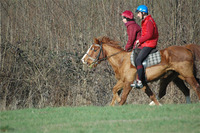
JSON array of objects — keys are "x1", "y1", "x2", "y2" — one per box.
[{"x1": 81, "y1": 38, "x2": 106, "y2": 68}]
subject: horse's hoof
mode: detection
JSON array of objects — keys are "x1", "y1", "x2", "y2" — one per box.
[
  {"x1": 149, "y1": 101, "x2": 155, "y2": 106},
  {"x1": 149, "y1": 101, "x2": 162, "y2": 106},
  {"x1": 110, "y1": 103, "x2": 115, "y2": 107},
  {"x1": 116, "y1": 98, "x2": 121, "y2": 103}
]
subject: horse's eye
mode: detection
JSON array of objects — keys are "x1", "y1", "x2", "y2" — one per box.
[{"x1": 91, "y1": 47, "x2": 97, "y2": 52}]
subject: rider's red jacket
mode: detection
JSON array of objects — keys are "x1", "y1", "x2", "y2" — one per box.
[
  {"x1": 139, "y1": 15, "x2": 159, "y2": 48},
  {"x1": 125, "y1": 21, "x2": 141, "y2": 51}
]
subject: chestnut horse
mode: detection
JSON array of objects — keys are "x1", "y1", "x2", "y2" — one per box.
[
  {"x1": 81, "y1": 36, "x2": 200, "y2": 106},
  {"x1": 152, "y1": 43, "x2": 200, "y2": 105}
]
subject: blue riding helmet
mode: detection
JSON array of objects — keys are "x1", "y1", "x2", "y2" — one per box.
[{"x1": 136, "y1": 5, "x2": 148, "y2": 14}]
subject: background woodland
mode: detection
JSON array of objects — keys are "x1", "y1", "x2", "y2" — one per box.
[{"x1": 0, "y1": 0, "x2": 200, "y2": 110}]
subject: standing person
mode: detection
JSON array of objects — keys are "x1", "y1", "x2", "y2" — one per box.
[
  {"x1": 121, "y1": 10, "x2": 141, "y2": 51},
  {"x1": 132, "y1": 5, "x2": 159, "y2": 88}
]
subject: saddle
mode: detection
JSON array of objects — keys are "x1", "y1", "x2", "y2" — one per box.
[{"x1": 130, "y1": 48, "x2": 161, "y2": 69}]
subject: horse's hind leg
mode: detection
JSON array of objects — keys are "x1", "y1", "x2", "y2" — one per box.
[
  {"x1": 110, "y1": 80, "x2": 123, "y2": 106},
  {"x1": 159, "y1": 72, "x2": 190, "y2": 101},
  {"x1": 151, "y1": 72, "x2": 190, "y2": 105},
  {"x1": 159, "y1": 76, "x2": 191, "y2": 103},
  {"x1": 149, "y1": 73, "x2": 175, "y2": 106},
  {"x1": 158, "y1": 72, "x2": 177, "y2": 100},
  {"x1": 143, "y1": 85, "x2": 160, "y2": 106},
  {"x1": 185, "y1": 77, "x2": 200, "y2": 101},
  {"x1": 173, "y1": 77, "x2": 191, "y2": 103}
]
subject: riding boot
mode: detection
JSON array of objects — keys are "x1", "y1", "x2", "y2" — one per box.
[
  {"x1": 130, "y1": 79, "x2": 143, "y2": 89},
  {"x1": 131, "y1": 72, "x2": 144, "y2": 89},
  {"x1": 136, "y1": 66, "x2": 144, "y2": 88}
]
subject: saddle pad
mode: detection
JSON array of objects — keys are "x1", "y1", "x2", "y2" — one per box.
[{"x1": 131, "y1": 50, "x2": 161, "y2": 68}]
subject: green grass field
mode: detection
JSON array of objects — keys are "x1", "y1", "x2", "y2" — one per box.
[{"x1": 0, "y1": 104, "x2": 200, "y2": 133}]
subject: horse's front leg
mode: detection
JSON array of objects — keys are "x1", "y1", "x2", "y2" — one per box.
[
  {"x1": 143, "y1": 85, "x2": 161, "y2": 106},
  {"x1": 110, "y1": 80, "x2": 123, "y2": 106},
  {"x1": 119, "y1": 82, "x2": 132, "y2": 105}
]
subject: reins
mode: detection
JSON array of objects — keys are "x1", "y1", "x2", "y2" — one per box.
[
  {"x1": 99, "y1": 50, "x2": 124, "y2": 61},
  {"x1": 89, "y1": 43, "x2": 124, "y2": 68}
]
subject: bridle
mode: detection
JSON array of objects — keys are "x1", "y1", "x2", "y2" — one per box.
[
  {"x1": 85, "y1": 43, "x2": 105, "y2": 68},
  {"x1": 82, "y1": 43, "x2": 124, "y2": 68}
]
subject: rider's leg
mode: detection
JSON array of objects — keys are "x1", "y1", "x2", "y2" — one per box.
[{"x1": 134, "y1": 47, "x2": 154, "y2": 88}]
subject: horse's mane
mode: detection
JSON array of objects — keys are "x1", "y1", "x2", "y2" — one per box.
[{"x1": 97, "y1": 36, "x2": 124, "y2": 50}]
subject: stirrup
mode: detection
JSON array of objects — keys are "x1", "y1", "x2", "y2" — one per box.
[{"x1": 131, "y1": 80, "x2": 143, "y2": 89}]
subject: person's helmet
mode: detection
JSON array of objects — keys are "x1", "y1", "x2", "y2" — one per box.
[
  {"x1": 121, "y1": 10, "x2": 134, "y2": 19},
  {"x1": 136, "y1": 5, "x2": 148, "y2": 14}
]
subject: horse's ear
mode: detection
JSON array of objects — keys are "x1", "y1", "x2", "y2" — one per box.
[{"x1": 94, "y1": 38, "x2": 99, "y2": 44}]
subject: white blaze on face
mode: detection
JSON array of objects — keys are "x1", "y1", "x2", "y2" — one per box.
[{"x1": 81, "y1": 45, "x2": 92, "y2": 64}]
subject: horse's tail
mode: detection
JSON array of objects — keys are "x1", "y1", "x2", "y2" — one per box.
[{"x1": 184, "y1": 44, "x2": 200, "y2": 61}]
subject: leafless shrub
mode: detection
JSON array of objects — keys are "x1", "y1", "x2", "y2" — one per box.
[{"x1": 0, "y1": 0, "x2": 199, "y2": 110}]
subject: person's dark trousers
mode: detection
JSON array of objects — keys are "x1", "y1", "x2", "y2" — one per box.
[{"x1": 135, "y1": 47, "x2": 154, "y2": 83}]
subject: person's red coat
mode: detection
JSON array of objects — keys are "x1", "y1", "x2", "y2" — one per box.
[
  {"x1": 139, "y1": 15, "x2": 159, "y2": 48},
  {"x1": 125, "y1": 21, "x2": 141, "y2": 51}
]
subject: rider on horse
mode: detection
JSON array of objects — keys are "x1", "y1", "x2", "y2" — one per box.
[
  {"x1": 121, "y1": 10, "x2": 141, "y2": 51},
  {"x1": 132, "y1": 5, "x2": 159, "y2": 89}
]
